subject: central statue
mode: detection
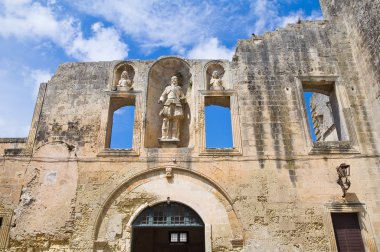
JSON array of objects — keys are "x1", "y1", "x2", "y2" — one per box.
[{"x1": 158, "y1": 76, "x2": 186, "y2": 141}]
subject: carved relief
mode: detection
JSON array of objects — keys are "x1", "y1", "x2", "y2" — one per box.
[
  {"x1": 113, "y1": 63, "x2": 135, "y2": 91},
  {"x1": 158, "y1": 76, "x2": 187, "y2": 143},
  {"x1": 117, "y1": 71, "x2": 133, "y2": 91},
  {"x1": 210, "y1": 70, "x2": 224, "y2": 90},
  {"x1": 145, "y1": 57, "x2": 191, "y2": 148},
  {"x1": 206, "y1": 62, "x2": 225, "y2": 90}
]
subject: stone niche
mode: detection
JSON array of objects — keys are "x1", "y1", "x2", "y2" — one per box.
[
  {"x1": 144, "y1": 57, "x2": 192, "y2": 148},
  {"x1": 112, "y1": 62, "x2": 135, "y2": 91},
  {"x1": 205, "y1": 61, "x2": 225, "y2": 90}
]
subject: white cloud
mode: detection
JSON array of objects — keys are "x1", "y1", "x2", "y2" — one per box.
[
  {"x1": 0, "y1": 0, "x2": 72, "y2": 41},
  {"x1": 68, "y1": 0, "x2": 323, "y2": 53},
  {"x1": 25, "y1": 69, "x2": 52, "y2": 97},
  {"x1": 250, "y1": 0, "x2": 279, "y2": 34},
  {"x1": 278, "y1": 10, "x2": 323, "y2": 29},
  {"x1": 67, "y1": 22, "x2": 128, "y2": 61},
  {"x1": 0, "y1": 114, "x2": 29, "y2": 138},
  {"x1": 0, "y1": 0, "x2": 323, "y2": 58},
  {"x1": 0, "y1": 52, "x2": 54, "y2": 137},
  {"x1": 248, "y1": 0, "x2": 323, "y2": 35},
  {"x1": 0, "y1": 1, "x2": 129, "y2": 137},
  {"x1": 0, "y1": 63, "x2": 49, "y2": 137},
  {"x1": 0, "y1": 0, "x2": 128, "y2": 61},
  {"x1": 187, "y1": 37, "x2": 234, "y2": 60},
  {"x1": 0, "y1": 0, "x2": 324, "y2": 138},
  {"x1": 69, "y1": 0, "x2": 222, "y2": 53},
  {"x1": 114, "y1": 109, "x2": 125, "y2": 115}
]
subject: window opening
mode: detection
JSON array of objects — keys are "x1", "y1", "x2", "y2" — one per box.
[
  {"x1": 170, "y1": 232, "x2": 178, "y2": 242},
  {"x1": 133, "y1": 202, "x2": 204, "y2": 227},
  {"x1": 302, "y1": 82, "x2": 348, "y2": 142},
  {"x1": 331, "y1": 213, "x2": 365, "y2": 251},
  {"x1": 169, "y1": 232, "x2": 188, "y2": 243},
  {"x1": 205, "y1": 96, "x2": 233, "y2": 148},
  {"x1": 0, "y1": 217, "x2": 2, "y2": 228},
  {"x1": 304, "y1": 92, "x2": 318, "y2": 141},
  {"x1": 110, "y1": 106, "x2": 135, "y2": 149}
]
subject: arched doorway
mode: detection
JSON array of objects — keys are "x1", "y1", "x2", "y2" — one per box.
[{"x1": 132, "y1": 202, "x2": 205, "y2": 252}]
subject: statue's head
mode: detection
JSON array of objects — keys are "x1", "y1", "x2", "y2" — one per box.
[
  {"x1": 171, "y1": 76, "x2": 178, "y2": 86},
  {"x1": 212, "y1": 70, "x2": 219, "y2": 78},
  {"x1": 121, "y1": 70, "x2": 129, "y2": 79}
]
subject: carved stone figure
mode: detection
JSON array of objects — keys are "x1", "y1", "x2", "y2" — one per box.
[
  {"x1": 209, "y1": 70, "x2": 224, "y2": 90},
  {"x1": 116, "y1": 70, "x2": 133, "y2": 91},
  {"x1": 158, "y1": 76, "x2": 186, "y2": 141}
]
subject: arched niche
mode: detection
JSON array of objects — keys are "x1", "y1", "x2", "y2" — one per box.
[
  {"x1": 205, "y1": 61, "x2": 225, "y2": 90},
  {"x1": 145, "y1": 57, "x2": 192, "y2": 148},
  {"x1": 112, "y1": 62, "x2": 136, "y2": 91},
  {"x1": 92, "y1": 167, "x2": 244, "y2": 251}
]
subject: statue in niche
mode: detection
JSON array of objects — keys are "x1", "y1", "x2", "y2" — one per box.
[
  {"x1": 209, "y1": 70, "x2": 224, "y2": 90},
  {"x1": 158, "y1": 76, "x2": 186, "y2": 141},
  {"x1": 116, "y1": 70, "x2": 133, "y2": 91}
]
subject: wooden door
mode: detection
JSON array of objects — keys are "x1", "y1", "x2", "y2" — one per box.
[{"x1": 331, "y1": 213, "x2": 365, "y2": 252}]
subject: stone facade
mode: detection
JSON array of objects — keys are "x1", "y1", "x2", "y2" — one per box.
[{"x1": 0, "y1": 0, "x2": 379, "y2": 251}]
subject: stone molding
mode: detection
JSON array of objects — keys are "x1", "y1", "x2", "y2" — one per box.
[
  {"x1": 295, "y1": 75, "x2": 360, "y2": 155},
  {"x1": 97, "y1": 91, "x2": 143, "y2": 157},
  {"x1": 323, "y1": 203, "x2": 378, "y2": 252},
  {"x1": 198, "y1": 90, "x2": 243, "y2": 156}
]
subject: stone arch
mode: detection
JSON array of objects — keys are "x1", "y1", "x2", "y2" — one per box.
[
  {"x1": 112, "y1": 61, "x2": 136, "y2": 91},
  {"x1": 144, "y1": 57, "x2": 192, "y2": 148},
  {"x1": 92, "y1": 166, "x2": 243, "y2": 250},
  {"x1": 33, "y1": 140, "x2": 77, "y2": 156}
]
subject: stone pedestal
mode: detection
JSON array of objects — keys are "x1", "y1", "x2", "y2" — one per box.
[
  {"x1": 116, "y1": 86, "x2": 132, "y2": 92},
  {"x1": 158, "y1": 138, "x2": 180, "y2": 148}
]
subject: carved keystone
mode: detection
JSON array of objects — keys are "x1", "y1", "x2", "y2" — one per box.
[{"x1": 165, "y1": 167, "x2": 173, "y2": 178}]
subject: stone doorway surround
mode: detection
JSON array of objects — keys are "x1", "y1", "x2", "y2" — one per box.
[
  {"x1": 92, "y1": 166, "x2": 244, "y2": 252},
  {"x1": 323, "y1": 203, "x2": 378, "y2": 252}
]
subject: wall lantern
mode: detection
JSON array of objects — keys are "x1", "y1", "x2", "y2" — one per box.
[{"x1": 336, "y1": 163, "x2": 351, "y2": 197}]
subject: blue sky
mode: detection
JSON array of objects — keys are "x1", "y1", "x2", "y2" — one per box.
[{"x1": 0, "y1": 0, "x2": 322, "y2": 138}]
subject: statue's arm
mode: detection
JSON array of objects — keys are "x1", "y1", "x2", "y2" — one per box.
[
  {"x1": 179, "y1": 89, "x2": 186, "y2": 103},
  {"x1": 158, "y1": 87, "x2": 167, "y2": 103},
  {"x1": 210, "y1": 78, "x2": 217, "y2": 88}
]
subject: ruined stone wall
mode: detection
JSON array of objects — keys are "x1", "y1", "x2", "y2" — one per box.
[
  {"x1": 321, "y1": 0, "x2": 380, "y2": 148},
  {"x1": 234, "y1": 20, "x2": 379, "y2": 250},
  {"x1": 0, "y1": 1, "x2": 379, "y2": 251}
]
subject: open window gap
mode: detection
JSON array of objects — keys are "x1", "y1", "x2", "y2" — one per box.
[
  {"x1": 303, "y1": 83, "x2": 347, "y2": 142},
  {"x1": 304, "y1": 92, "x2": 318, "y2": 142},
  {"x1": 109, "y1": 105, "x2": 135, "y2": 149},
  {"x1": 205, "y1": 96, "x2": 233, "y2": 149}
]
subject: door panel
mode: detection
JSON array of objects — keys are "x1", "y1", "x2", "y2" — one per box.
[
  {"x1": 331, "y1": 213, "x2": 365, "y2": 252},
  {"x1": 133, "y1": 227, "x2": 204, "y2": 252}
]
